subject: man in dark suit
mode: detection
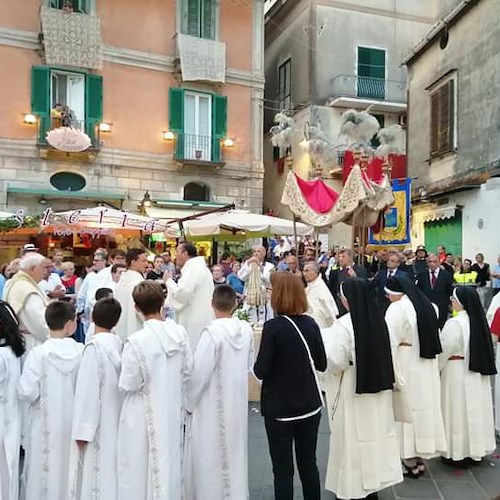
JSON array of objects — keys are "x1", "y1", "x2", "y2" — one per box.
[
  {"x1": 328, "y1": 248, "x2": 367, "y2": 316},
  {"x1": 372, "y1": 251, "x2": 409, "y2": 313},
  {"x1": 416, "y1": 253, "x2": 453, "y2": 329}
]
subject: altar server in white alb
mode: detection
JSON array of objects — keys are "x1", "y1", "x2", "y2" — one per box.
[
  {"x1": 322, "y1": 278, "x2": 402, "y2": 499},
  {"x1": 71, "y1": 298, "x2": 123, "y2": 500},
  {"x1": 0, "y1": 301, "x2": 25, "y2": 500},
  {"x1": 165, "y1": 242, "x2": 214, "y2": 350},
  {"x1": 19, "y1": 302, "x2": 82, "y2": 500},
  {"x1": 118, "y1": 281, "x2": 192, "y2": 500},
  {"x1": 439, "y1": 287, "x2": 497, "y2": 466},
  {"x1": 114, "y1": 248, "x2": 149, "y2": 341},
  {"x1": 185, "y1": 285, "x2": 254, "y2": 500},
  {"x1": 384, "y1": 276, "x2": 447, "y2": 478}
]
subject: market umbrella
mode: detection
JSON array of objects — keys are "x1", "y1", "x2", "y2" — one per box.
[
  {"x1": 43, "y1": 207, "x2": 176, "y2": 235},
  {"x1": 179, "y1": 209, "x2": 312, "y2": 240},
  {"x1": 0, "y1": 211, "x2": 17, "y2": 219}
]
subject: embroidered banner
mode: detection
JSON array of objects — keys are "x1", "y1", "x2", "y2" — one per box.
[
  {"x1": 368, "y1": 178, "x2": 411, "y2": 245},
  {"x1": 41, "y1": 6, "x2": 103, "y2": 70}
]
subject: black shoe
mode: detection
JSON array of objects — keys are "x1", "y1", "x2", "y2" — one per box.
[{"x1": 441, "y1": 456, "x2": 470, "y2": 469}]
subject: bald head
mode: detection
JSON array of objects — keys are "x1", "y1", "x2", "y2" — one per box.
[{"x1": 253, "y1": 245, "x2": 267, "y2": 262}]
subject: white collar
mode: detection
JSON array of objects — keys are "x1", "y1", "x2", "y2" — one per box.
[{"x1": 430, "y1": 268, "x2": 439, "y2": 275}]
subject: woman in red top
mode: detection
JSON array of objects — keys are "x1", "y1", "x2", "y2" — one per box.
[{"x1": 60, "y1": 261, "x2": 78, "y2": 296}]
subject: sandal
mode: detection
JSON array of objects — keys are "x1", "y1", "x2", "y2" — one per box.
[{"x1": 402, "y1": 463, "x2": 420, "y2": 479}]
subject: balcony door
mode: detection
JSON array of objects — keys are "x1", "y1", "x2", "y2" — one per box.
[
  {"x1": 357, "y1": 47, "x2": 386, "y2": 100},
  {"x1": 51, "y1": 71, "x2": 85, "y2": 128},
  {"x1": 184, "y1": 92, "x2": 212, "y2": 162}
]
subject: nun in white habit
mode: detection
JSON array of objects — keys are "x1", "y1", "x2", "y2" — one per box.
[
  {"x1": 384, "y1": 276, "x2": 447, "y2": 478},
  {"x1": 322, "y1": 278, "x2": 403, "y2": 499},
  {"x1": 439, "y1": 287, "x2": 496, "y2": 466}
]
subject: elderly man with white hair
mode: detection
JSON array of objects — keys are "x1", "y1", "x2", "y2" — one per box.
[
  {"x1": 3, "y1": 252, "x2": 50, "y2": 351},
  {"x1": 303, "y1": 261, "x2": 338, "y2": 328}
]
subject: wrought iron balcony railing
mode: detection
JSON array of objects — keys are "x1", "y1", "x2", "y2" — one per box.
[
  {"x1": 174, "y1": 133, "x2": 223, "y2": 164},
  {"x1": 331, "y1": 74, "x2": 406, "y2": 103}
]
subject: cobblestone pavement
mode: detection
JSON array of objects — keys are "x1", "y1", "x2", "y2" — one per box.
[{"x1": 248, "y1": 403, "x2": 500, "y2": 500}]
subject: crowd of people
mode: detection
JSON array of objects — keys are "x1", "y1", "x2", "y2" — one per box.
[{"x1": 0, "y1": 238, "x2": 499, "y2": 500}]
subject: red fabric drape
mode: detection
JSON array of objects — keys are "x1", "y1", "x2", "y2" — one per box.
[
  {"x1": 294, "y1": 174, "x2": 339, "y2": 214},
  {"x1": 343, "y1": 151, "x2": 407, "y2": 183},
  {"x1": 491, "y1": 309, "x2": 500, "y2": 336}
]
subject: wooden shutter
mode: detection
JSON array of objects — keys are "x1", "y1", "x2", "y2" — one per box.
[
  {"x1": 169, "y1": 87, "x2": 185, "y2": 158},
  {"x1": 31, "y1": 66, "x2": 51, "y2": 143},
  {"x1": 212, "y1": 94, "x2": 227, "y2": 163},
  {"x1": 430, "y1": 80, "x2": 454, "y2": 156},
  {"x1": 85, "y1": 74, "x2": 103, "y2": 146}
]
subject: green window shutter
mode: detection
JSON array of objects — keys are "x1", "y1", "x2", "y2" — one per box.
[
  {"x1": 212, "y1": 94, "x2": 227, "y2": 163},
  {"x1": 357, "y1": 47, "x2": 385, "y2": 99},
  {"x1": 187, "y1": 0, "x2": 201, "y2": 36},
  {"x1": 169, "y1": 87, "x2": 185, "y2": 158},
  {"x1": 31, "y1": 66, "x2": 51, "y2": 143},
  {"x1": 85, "y1": 74, "x2": 103, "y2": 145},
  {"x1": 201, "y1": 0, "x2": 216, "y2": 40},
  {"x1": 50, "y1": 0, "x2": 60, "y2": 8}
]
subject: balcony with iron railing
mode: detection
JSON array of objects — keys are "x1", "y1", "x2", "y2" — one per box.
[
  {"x1": 174, "y1": 133, "x2": 224, "y2": 166},
  {"x1": 331, "y1": 75, "x2": 407, "y2": 104},
  {"x1": 37, "y1": 117, "x2": 102, "y2": 149}
]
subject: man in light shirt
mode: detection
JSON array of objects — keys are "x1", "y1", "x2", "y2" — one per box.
[{"x1": 38, "y1": 258, "x2": 66, "y2": 300}]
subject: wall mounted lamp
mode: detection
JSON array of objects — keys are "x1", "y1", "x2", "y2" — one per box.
[
  {"x1": 222, "y1": 137, "x2": 235, "y2": 148},
  {"x1": 162, "y1": 131, "x2": 175, "y2": 141},
  {"x1": 23, "y1": 113, "x2": 37, "y2": 125},
  {"x1": 99, "y1": 122, "x2": 112, "y2": 133},
  {"x1": 142, "y1": 191, "x2": 152, "y2": 208}
]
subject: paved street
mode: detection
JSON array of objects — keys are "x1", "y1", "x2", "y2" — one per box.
[{"x1": 248, "y1": 403, "x2": 500, "y2": 500}]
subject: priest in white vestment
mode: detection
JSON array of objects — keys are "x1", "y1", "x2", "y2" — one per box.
[
  {"x1": 165, "y1": 242, "x2": 214, "y2": 349},
  {"x1": 384, "y1": 276, "x2": 447, "y2": 478},
  {"x1": 117, "y1": 281, "x2": 192, "y2": 500},
  {"x1": 0, "y1": 302, "x2": 25, "y2": 500},
  {"x1": 322, "y1": 278, "x2": 402, "y2": 499},
  {"x1": 439, "y1": 287, "x2": 496, "y2": 465},
  {"x1": 18, "y1": 302, "x2": 82, "y2": 500},
  {"x1": 3, "y1": 252, "x2": 50, "y2": 352},
  {"x1": 185, "y1": 285, "x2": 254, "y2": 500},
  {"x1": 71, "y1": 298, "x2": 123, "y2": 500},
  {"x1": 114, "y1": 249, "x2": 148, "y2": 341},
  {"x1": 303, "y1": 261, "x2": 338, "y2": 328}
]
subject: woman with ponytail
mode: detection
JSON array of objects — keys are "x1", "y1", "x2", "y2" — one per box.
[
  {"x1": 0, "y1": 300, "x2": 25, "y2": 499},
  {"x1": 439, "y1": 286, "x2": 496, "y2": 467}
]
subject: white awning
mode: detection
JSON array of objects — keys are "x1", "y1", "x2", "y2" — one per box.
[{"x1": 422, "y1": 205, "x2": 459, "y2": 223}]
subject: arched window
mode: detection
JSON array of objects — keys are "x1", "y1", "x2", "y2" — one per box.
[{"x1": 183, "y1": 182, "x2": 210, "y2": 202}]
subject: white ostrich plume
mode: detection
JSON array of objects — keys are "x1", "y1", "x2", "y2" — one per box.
[
  {"x1": 340, "y1": 109, "x2": 380, "y2": 146},
  {"x1": 375, "y1": 124, "x2": 406, "y2": 157},
  {"x1": 269, "y1": 112, "x2": 295, "y2": 149}
]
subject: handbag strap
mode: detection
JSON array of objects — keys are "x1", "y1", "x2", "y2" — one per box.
[{"x1": 283, "y1": 315, "x2": 324, "y2": 407}]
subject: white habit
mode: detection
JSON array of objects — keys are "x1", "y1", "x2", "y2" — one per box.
[
  {"x1": 114, "y1": 270, "x2": 144, "y2": 341},
  {"x1": 238, "y1": 260, "x2": 274, "y2": 323},
  {"x1": 117, "y1": 319, "x2": 192, "y2": 500},
  {"x1": 385, "y1": 296, "x2": 447, "y2": 459},
  {"x1": 306, "y1": 275, "x2": 339, "y2": 328},
  {"x1": 0, "y1": 346, "x2": 22, "y2": 500},
  {"x1": 439, "y1": 311, "x2": 496, "y2": 461},
  {"x1": 18, "y1": 338, "x2": 83, "y2": 500},
  {"x1": 165, "y1": 256, "x2": 214, "y2": 349},
  {"x1": 322, "y1": 315, "x2": 403, "y2": 499},
  {"x1": 72, "y1": 332, "x2": 123, "y2": 500},
  {"x1": 185, "y1": 317, "x2": 254, "y2": 500}
]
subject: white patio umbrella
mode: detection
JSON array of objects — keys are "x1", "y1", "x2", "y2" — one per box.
[
  {"x1": 44, "y1": 207, "x2": 173, "y2": 234},
  {"x1": 181, "y1": 209, "x2": 312, "y2": 239},
  {"x1": 0, "y1": 211, "x2": 16, "y2": 219}
]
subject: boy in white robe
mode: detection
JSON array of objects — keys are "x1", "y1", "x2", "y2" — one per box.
[
  {"x1": 185, "y1": 285, "x2": 254, "y2": 500},
  {"x1": 84, "y1": 287, "x2": 114, "y2": 344},
  {"x1": 439, "y1": 287, "x2": 496, "y2": 466},
  {"x1": 71, "y1": 298, "x2": 123, "y2": 499},
  {"x1": 117, "y1": 281, "x2": 192, "y2": 500},
  {"x1": 19, "y1": 301, "x2": 82, "y2": 500},
  {"x1": 0, "y1": 302, "x2": 25, "y2": 500}
]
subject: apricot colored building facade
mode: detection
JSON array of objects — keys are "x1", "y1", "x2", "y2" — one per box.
[{"x1": 0, "y1": 0, "x2": 265, "y2": 227}]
